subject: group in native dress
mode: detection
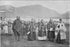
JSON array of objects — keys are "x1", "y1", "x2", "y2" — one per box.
[{"x1": 0, "y1": 16, "x2": 67, "y2": 44}]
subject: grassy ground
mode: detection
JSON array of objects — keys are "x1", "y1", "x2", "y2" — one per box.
[{"x1": 0, "y1": 24, "x2": 70, "y2": 47}]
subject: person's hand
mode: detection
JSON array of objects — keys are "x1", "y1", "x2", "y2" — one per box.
[{"x1": 50, "y1": 28, "x2": 53, "y2": 31}]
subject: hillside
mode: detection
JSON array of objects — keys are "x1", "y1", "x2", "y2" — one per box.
[{"x1": 15, "y1": 5, "x2": 60, "y2": 19}]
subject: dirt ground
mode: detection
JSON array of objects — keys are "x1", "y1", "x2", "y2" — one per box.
[{"x1": 0, "y1": 24, "x2": 70, "y2": 47}]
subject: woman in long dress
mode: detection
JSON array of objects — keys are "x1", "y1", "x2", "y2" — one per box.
[
  {"x1": 47, "y1": 19, "x2": 55, "y2": 41},
  {"x1": 37, "y1": 20, "x2": 47, "y2": 40},
  {"x1": 55, "y1": 19, "x2": 67, "y2": 44},
  {"x1": 3, "y1": 21, "x2": 8, "y2": 34},
  {"x1": 27, "y1": 19, "x2": 36, "y2": 41}
]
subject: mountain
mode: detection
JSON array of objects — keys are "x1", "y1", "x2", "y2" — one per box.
[
  {"x1": 0, "y1": 5, "x2": 15, "y2": 18},
  {"x1": 15, "y1": 5, "x2": 60, "y2": 19},
  {"x1": 0, "y1": 5, "x2": 69, "y2": 24},
  {"x1": 0, "y1": 5, "x2": 61, "y2": 19},
  {"x1": 61, "y1": 11, "x2": 70, "y2": 19}
]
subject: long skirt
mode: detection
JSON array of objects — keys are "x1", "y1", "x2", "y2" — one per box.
[
  {"x1": 3, "y1": 26, "x2": 8, "y2": 33},
  {"x1": 48, "y1": 31, "x2": 55, "y2": 41},
  {"x1": 27, "y1": 32, "x2": 32, "y2": 41},
  {"x1": 47, "y1": 30, "x2": 50, "y2": 39},
  {"x1": 32, "y1": 32, "x2": 36, "y2": 40},
  {"x1": 38, "y1": 30, "x2": 43, "y2": 37},
  {"x1": 0, "y1": 28, "x2": 1, "y2": 34},
  {"x1": 56, "y1": 31, "x2": 61, "y2": 43},
  {"x1": 27, "y1": 32, "x2": 36, "y2": 41},
  {"x1": 56, "y1": 31, "x2": 66, "y2": 43}
]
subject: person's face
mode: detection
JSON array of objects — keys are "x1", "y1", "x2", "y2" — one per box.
[
  {"x1": 59, "y1": 19, "x2": 62, "y2": 23},
  {"x1": 0, "y1": 17, "x2": 2, "y2": 20},
  {"x1": 17, "y1": 17, "x2": 20, "y2": 20},
  {"x1": 49, "y1": 19, "x2": 53, "y2": 24}
]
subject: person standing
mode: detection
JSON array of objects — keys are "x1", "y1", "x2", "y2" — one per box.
[
  {"x1": 38, "y1": 19, "x2": 45, "y2": 37},
  {"x1": 12, "y1": 16, "x2": 22, "y2": 41},
  {"x1": 3, "y1": 20, "x2": 8, "y2": 34},
  {"x1": 27, "y1": 19, "x2": 36, "y2": 41},
  {"x1": 37, "y1": 19, "x2": 47, "y2": 40},
  {"x1": 47, "y1": 18, "x2": 55, "y2": 41},
  {"x1": 0, "y1": 17, "x2": 4, "y2": 33},
  {"x1": 55, "y1": 19, "x2": 67, "y2": 44},
  {"x1": 0, "y1": 17, "x2": 2, "y2": 34},
  {"x1": 35, "y1": 23, "x2": 39, "y2": 40}
]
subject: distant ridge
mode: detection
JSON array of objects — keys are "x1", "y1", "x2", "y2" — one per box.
[
  {"x1": 0, "y1": 5, "x2": 15, "y2": 18},
  {"x1": 0, "y1": 5, "x2": 69, "y2": 19},
  {"x1": 15, "y1": 5, "x2": 60, "y2": 19},
  {"x1": 61, "y1": 11, "x2": 70, "y2": 19}
]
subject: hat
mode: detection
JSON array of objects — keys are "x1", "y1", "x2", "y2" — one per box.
[{"x1": 16, "y1": 16, "x2": 20, "y2": 19}]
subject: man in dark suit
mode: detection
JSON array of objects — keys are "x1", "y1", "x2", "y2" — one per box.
[{"x1": 12, "y1": 16, "x2": 22, "y2": 41}]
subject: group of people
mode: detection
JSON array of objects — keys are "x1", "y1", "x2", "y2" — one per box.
[
  {"x1": 0, "y1": 16, "x2": 67, "y2": 44},
  {"x1": 0, "y1": 17, "x2": 12, "y2": 34},
  {"x1": 12, "y1": 16, "x2": 67, "y2": 44}
]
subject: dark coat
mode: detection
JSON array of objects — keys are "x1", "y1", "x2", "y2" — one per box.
[
  {"x1": 12, "y1": 19, "x2": 22, "y2": 32},
  {"x1": 47, "y1": 21, "x2": 55, "y2": 31},
  {"x1": 47, "y1": 21, "x2": 56, "y2": 40}
]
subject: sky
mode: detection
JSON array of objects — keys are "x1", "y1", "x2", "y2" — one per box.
[{"x1": 0, "y1": 1, "x2": 70, "y2": 14}]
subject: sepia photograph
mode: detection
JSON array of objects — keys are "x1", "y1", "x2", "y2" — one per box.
[{"x1": 0, "y1": 0, "x2": 70, "y2": 47}]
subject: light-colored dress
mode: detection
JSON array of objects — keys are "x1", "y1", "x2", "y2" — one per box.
[
  {"x1": 35, "y1": 27, "x2": 38, "y2": 40},
  {"x1": 37, "y1": 25, "x2": 48, "y2": 40},
  {"x1": 55, "y1": 22, "x2": 66, "y2": 40},
  {"x1": 3, "y1": 25, "x2": 8, "y2": 33},
  {"x1": 0, "y1": 20, "x2": 1, "y2": 34},
  {"x1": 3, "y1": 21, "x2": 8, "y2": 33}
]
